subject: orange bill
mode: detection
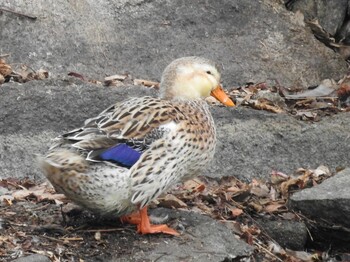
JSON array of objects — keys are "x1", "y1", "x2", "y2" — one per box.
[{"x1": 210, "y1": 85, "x2": 235, "y2": 107}]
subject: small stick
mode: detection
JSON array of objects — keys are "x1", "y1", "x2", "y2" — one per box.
[
  {"x1": 59, "y1": 237, "x2": 84, "y2": 241},
  {"x1": 82, "y1": 228, "x2": 128, "y2": 233},
  {"x1": 254, "y1": 241, "x2": 284, "y2": 262},
  {"x1": 38, "y1": 235, "x2": 65, "y2": 243},
  {"x1": 0, "y1": 7, "x2": 37, "y2": 20}
]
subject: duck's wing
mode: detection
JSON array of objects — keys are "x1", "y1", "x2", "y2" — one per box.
[{"x1": 53, "y1": 96, "x2": 181, "y2": 168}]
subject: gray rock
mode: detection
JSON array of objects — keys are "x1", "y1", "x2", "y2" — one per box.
[
  {"x1": 257, "y1": 219, "x2": 308, "y2": 250},
  {"x1": 1, "y1": 79, "x2": 350, "y2": 182},
  {"x1": 289, "y1": 168, "x2": 350, "y2": 228},
  {"x1": 0, "y1": 0, "x2": 346, "y2": 88},
  {"x1": 209, "y1": 106, "x2": 350, "y2": 181},
  {"x1": 11, "y1": 254, "x2": 51, "y2": 262},
  {"x1": 287, "y1": 0, "x2": 348, "y2": 35},
  {"x1": 105, "y1": 208, "x2": 254, "y2": 262}
]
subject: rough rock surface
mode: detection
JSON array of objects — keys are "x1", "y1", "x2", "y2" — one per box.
[
  {"x1": 12, "y1": 254, "x2": 51, "y2": 262},
  {"x1": 257, "y1": 219, "x2": 308, "y2": 250},
  {"x1": 121, "y1": 208, "x2": 254, "y2": 262},
  {"x1": 0, "y1": 0, "x2": 347, "y2": 88},
  {"x1": 287, "y1": 0, "x2": 348, "y2": 35},
  {"x1": 1, "y1": 79, "x2": 350, "y2": 182},
  {"x1": 289, "y1": 168, "x2": 350, "y2": 228}
]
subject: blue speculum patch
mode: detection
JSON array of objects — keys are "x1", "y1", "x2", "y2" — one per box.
[{"x1": 99, "y1": 144, "x2": 141, "y2": 167}]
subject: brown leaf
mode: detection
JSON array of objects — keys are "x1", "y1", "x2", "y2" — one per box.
[
  {"x1": 0, "y1": 74, "x2": 5, "y2": 84},
  {"x1": 285, "y1": 249, "x2": 315, "y2": 261},
  {"x1": 158, "y1": 194, "x2": 187, "y2": 209},
  {"x1": 34, "y1": 69, "x2": 49, "y2": 80},
  {"x1": 226, "y1": 185, "x2": 241, "y2": 193},
  {"x1": 104, "y1": 74, "x2": 127, "y2": 81},
  {"x1": 250, "y1": 183, "x2": 270, "y2": 197},
  {"x1": 269, "y1": 186, "x2": 278, "y2": 201},
  {"x1": 68, "y1": 72, "x2": 85, "y2": 80},
  {"x1": 231, "y1": 207, "x2": 243, "y2": 217},
  {"x1": 337, "y1": 82, "x2": 350, "y2": 102},
  {"x1": 264, "y1": 202, "x2": 285, "y2": 213},
  {"x1": 133, "y1": 79, "x2": 160, "y2": 88},
  {"x1": 12, "y1": 189, "x2": 36, "y2": 199},
  {"x1": 252, "y1": 98, "x2": 284, "y2": 113},
  {"x1": 35, "y1": 192, "x2": 66, "y2": 202},
  {"x1": 104, "y1": 79, "x2": 124, "y2": 87},
  {"x1": 248, "y1": 201, "x2": 263, "y2": 212},
  {"x1": 313, "y1": 165, "x2": 331, "y2": 178},
  {"x1": 284, "y1": 79, "x2": 338, "y2": 99},
  {"x1": 88, "y1": 79, "x2": 102, "y2": 85},
  {"x1": 183, "y1": 178, "x2": 205, "y2": 193},
  {"x1": 0, "y1": 59, "x2": 12, "y2": 77},
  {"x1": 0, "y1": 195, "x2": 13, "y2": 206},
  {"x1": 11, "y1": 182, "x2": 66, "y2": 202},
  {"x1": 270, "y1": 170, "x2": 289, "y2": 185},
  {"x1": 280, "y1": 177, "x2": 302, "y2": 196},
  {"x1": 241, "y1": 231, "x2": 254, "y2": 245}
]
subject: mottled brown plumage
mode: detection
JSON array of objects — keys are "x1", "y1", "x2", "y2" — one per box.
[{"x1": 39, "y1": 56, "x2": 234, "y2": 235}]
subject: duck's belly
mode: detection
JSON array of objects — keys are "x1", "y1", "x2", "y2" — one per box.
[{"x1": 50, "y1": 164, "x2": 136, "y2": 217}]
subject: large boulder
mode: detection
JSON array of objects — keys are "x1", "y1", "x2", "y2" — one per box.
[
  {"x1": 0, "y1": 0, "x2": 347, "y2": 88},
  {"x1": 289, "y1": 168, "x2": 350, "y2": 228},
  {"x1": 1, "y1": 79, "x2": 349, "y2": 182}
]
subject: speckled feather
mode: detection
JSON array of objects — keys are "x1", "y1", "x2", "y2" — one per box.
[{"x1": 40, "y1": 56, "x2": 228, "y2": 218}]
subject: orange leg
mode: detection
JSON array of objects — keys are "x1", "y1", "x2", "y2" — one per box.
[
  {"x1": 121, "y1": 207, "x2": 179, "y2": 236},
  {"x1": 120, "y1": 212, "x2": 141, "y2": 225},
  {"x1": 137, "y1": 207, "x2": 179, "y2": 236}
]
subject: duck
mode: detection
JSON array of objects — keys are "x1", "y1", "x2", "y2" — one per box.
[{"x1": 39, "y1": 56, "x2": 234, "y2": 236}]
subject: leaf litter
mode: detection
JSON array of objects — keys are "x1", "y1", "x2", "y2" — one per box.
[
  {"x1": 1, "y1": 56, "x2": 349, "y2": 121},
  {"x1": 1, "y1": 57, "x2": 349, "y2": 261},
  {"x1": 0, "y1": 165, "x2": 344, "y2": 261}
]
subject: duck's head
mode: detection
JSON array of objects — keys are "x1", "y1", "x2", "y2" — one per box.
[{"x1": 160, "y1": 56, "x2": 234, "y2": 106}]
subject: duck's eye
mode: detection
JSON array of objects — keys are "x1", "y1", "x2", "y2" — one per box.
[{"x1": 206, "y1": 71, "x2": 212, "y2": 75}]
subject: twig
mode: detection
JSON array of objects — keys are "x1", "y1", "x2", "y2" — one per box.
[
  {"x1": 254, "y1": 241, "x2": 283, "y2": 262},
  {"x1": 6, "y1": 181, "x2": 27, "y2": 190},
  {"x1": 0, "y1": 54, "x2": 10, "y2": 58},
  {"x1": 31, "y1": 203, "x2": 51, "y2": 211},
  {"x1": 305, "y1": 226, "x2": 313, "y2": 241},
  {"x1": 82, "y1": 228, "x2": 130, "y2": 233},
  {"x1": 38, "y1": 235, "x2": 65, "y2": 243},
  {"x1": 0, "y1": 7, "x2": 37, "y2": 20},
  {"x1": 59, "y1": 237, "x2": 83, "y2": 241}
]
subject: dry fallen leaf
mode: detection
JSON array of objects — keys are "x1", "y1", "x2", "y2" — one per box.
[
  {"x1": 158, "y1": 194, "x2": 187, "y2": 209},
  {"x1": 231, "y1": 207, "x2": 243, "y2": 217},
  {"x1": 313, "y1": 165, "x2": 331, "y2": 178},
  {"x1": 11, "y1": 182, "x2": 66, "y2": 203},
  {"x1": 68, "y1": 72, "x2": 85, "y2": 80},
  {"x1": 0, "y1": 59, "x2": 12, "y2": 77},
  {"x1": 270, "y1": 170, "x2": 289, "y2": 185},
  {"x1": 251, "y1": 98, "x2": 284, "y2": 113},
  {"x1": 133, "y1": 79, "x2": 160, "y2": 88},
  {"x1": 104, "y1": 74, "x2": 127, "y2": 81},
  {"x1": 280, "y1": 177, "x2": 302, "y2": 196},
  {"x1": 0, "y1": 74, "x2": 5, "y2": 84},
  {"x1": 250, "y1": 183, "x2": 270, "y2": 197},
  {"x1": 264, "y1": 202, "x2": 285, "y2": 213},
  {"x1": 284, "y1": 79, "x2": 338, "y2": 99},
  {"x1": 34, "y1": 68, "x2": 49, "y2": 80}
]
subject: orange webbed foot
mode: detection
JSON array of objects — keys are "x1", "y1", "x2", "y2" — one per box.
[
  {"x1": 137, "y1": 223, "x2": 180, "y2": 236},
  {"x1": 137, "y1": 207, "x2": 179, "y2": 236},
  {"x1": 120, "y1": 212, "x2": 141, "y2": 225}
]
